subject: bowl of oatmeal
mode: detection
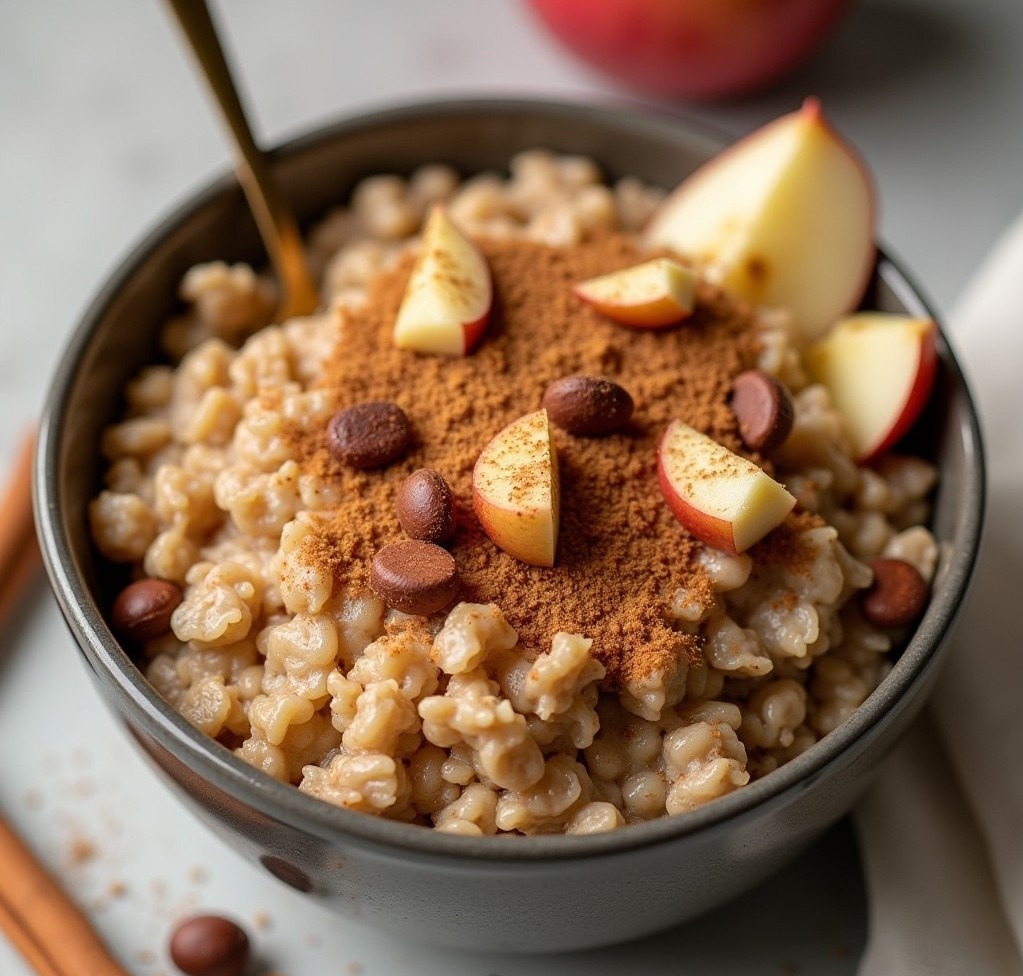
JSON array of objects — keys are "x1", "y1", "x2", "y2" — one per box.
[{"x1": 36, "y1": 98, "x2": 983, "y2": 950}]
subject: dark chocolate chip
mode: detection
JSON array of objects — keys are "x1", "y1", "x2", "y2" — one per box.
[
  {"x1": 111, "y1": 579, "x2": 182, "y2": 642},
  {"x1": 370, "y1": 540, "x2": 459, "y2": 616},
  {"x1": 327, "y1": 401, "x2": 411, "y2": 469},
  {"x1": 397, "y1": 469, "x2": 455, "y2": 544},
  {"x1": 861, "y1": 558, "x2": 930, "y2": 629},
  {"x1": 168, "y1": 914, "x2": 249, "y2": 976},
  {"x1": 730, "y1": 370, "x2": 795, "y2": 453},
  {"x1": 542, "y1": 375, "x2": 634, "y2": 436}
]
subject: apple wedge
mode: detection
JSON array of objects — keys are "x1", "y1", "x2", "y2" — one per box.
[
  {"x1": 572, "y1": 257, "x2": 696, "y2": 328},
  {"x1": 393, "y1": 204, "x2": 492, "y2": 356},
  {"x1": 657, "y1": 420, "x2": 795, "y2": 555},
  {"x1": 806, "y1": 312, "x2": 938, "y2": 462},
  {"x1": 473, "y1": 409, "x2": 560, "y2": 567},
  {"x1": 645, "y1": 98, "x2": 875, "y2": 340}
]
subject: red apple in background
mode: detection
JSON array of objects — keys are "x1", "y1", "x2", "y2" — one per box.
[{"x1": 525, "y1": 0, "x2": 853, "y2": 100}]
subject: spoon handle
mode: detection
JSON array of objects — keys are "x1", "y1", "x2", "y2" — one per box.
[{"x1": 163, "y1": 0, "x2": 319, "y2": 320}]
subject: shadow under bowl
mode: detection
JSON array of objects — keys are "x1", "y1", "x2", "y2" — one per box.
[{"x1": 35, "y1": 98, "x2": 984, "y2": 952}]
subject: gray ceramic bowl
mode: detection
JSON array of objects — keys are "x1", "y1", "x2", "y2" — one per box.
[{"x1": 36, "y1": 98, "x2": 984, "y2": 952}]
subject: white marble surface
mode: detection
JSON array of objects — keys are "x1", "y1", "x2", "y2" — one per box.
[{"x1": 1, "y1": 1, "x2": 1021, "y2": 973}]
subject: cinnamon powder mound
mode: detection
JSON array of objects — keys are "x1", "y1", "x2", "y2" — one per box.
[
  {"x1": 291, "y1": 233, "x2": 764, "y2": 687},
  {"x1": 751, "y1": 509, "x2": 827, "y2": 578}
]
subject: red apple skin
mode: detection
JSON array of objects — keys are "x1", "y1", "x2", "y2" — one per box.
[
  {"x1": 656, "y1": 446, "x2": 739, "y2": 556},
  {"x1": 462, "y1": 307, "x2": 490, "y2": 354},
  {"x1": 861, "y1": 321, "x2": 939, "y2": 463},
  {"x1": 526, "y1": 0, "x2": 852, "y2": 100}
]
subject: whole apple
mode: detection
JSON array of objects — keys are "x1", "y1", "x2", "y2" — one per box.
[{"x1": 526, "y1": 0, "x2": 852, "y2": 100}]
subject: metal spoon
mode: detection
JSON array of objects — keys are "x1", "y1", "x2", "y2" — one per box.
[{"x1": 163, "y1": 0, "x2": 319, "y2": 320}]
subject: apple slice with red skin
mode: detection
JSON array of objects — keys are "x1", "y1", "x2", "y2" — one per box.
[
  {"x1": 572, "y1": 257, "x2": 697, "y2": 329},
  {"x1": 645, "y1": 98, "x2": 875, "y2": 340},
  {"x1": 526, "y1": 0, "x2": 852, "y2": 101},
  {"x1": 393, "y1": 204, "x2": 492, "y2": 356},
  {"x1": 657, "y1": 420, "x2": 796, "y2": 555},
  {"x1": 473, "y1": 409, "x2": 560, "y2": 567},
  {"x1": 806, "y1": 313, "x2": 938, "y2": 462}
]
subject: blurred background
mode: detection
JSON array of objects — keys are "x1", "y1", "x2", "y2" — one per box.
[{"x1": 1, "y1": 1, "x2": 1021, "y2": 973}]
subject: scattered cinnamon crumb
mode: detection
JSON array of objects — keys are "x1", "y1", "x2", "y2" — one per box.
[
  {"x1": 187, "y1": 866, "x2": 209, "y2": 885},
  {"x1": 751, "y1": 509, "x2": 826, "y2": 577},
  {"x1": 108, "y1": 879, "x2": 128, "y2": 898},
  {"x1": 253, "y1": 911, "x2": 272, "y2": 931},
  {"x1": 289, "y1": 233, "x2": 765, "y2": 687},
  {"x1": 23, "y1": 789, "x2": 44, "y2": 810},
  {"x1": 66, "y1": 833, "x2": 96, "y2": 867}
]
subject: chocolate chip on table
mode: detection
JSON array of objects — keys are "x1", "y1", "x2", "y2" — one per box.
[
  {"x1": 327, "y1": 401, "x2": 411, "y2": 469},
  {"x1": 370, "y1": 540, "x2": 460, "y2": 616},
  {"x1": 730, "y1": 369, "x2": 795, "y2": 453},
  {"x1": 397, "y1": 468, "x2": 455, "y2": 544},
  {"x1": 169, "y1": 914, "x2": 249, "y2": 976},
  {"x1": 111, "y1": 578, "x2": 182, "y2": 642},
  {"x1": 542, "y1": 375, "x2": 634, "y2": 436},
  {"x1": 861, "y1": 558, "x2": 930, "y2": 629}
]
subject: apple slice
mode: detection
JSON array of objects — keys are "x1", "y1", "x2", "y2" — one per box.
[
  {"x1": 393, "y1": 204, "x2": 492, "y2": 356},
  {"x1": 657, "y1": 420, "x2": 795, "y2": 555},
  {"x1": 572, "y1": 257, "x2": 696, "y2": 328},
  {"x1": 806, "y1": 312, "x2": 938, "y2": 462},
  {"x1": 473, "y1": 409, "x2": 560, "y2": 567},
  {"x1": 645, "y1": 98, "x2": 875, "y2": 340}
]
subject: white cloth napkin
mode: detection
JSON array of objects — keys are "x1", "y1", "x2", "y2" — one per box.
[{"x1": 856, "y1": 211, "x2": 1023, "y2": 974}]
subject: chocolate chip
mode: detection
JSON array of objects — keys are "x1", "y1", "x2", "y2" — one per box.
[
  {"x1": 861, "y1": 558, "x2": 930, "y2": 629},
  {"x1": 542, "y1": 375, "x2": 634, "y2": 436},
  {"x1": 111, "y1": 579, "x2": 182, "y2": 642},
  {"x1": 370, "y1": 540, "x2": 459, "y2": 616},
  {"x1": 397, "y1": 469, "x2": 455, "y2": 544},
  {"x1": 169, "y1": 914, "x2": 249, "y2": 976},
  {"x1": 327, "y1": 401, "x2": 411, "y2": 469},
  {"x1": 730, "y1": 370, "x2": 795, "y2": 453}
]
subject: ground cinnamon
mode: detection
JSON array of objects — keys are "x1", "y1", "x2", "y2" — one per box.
[{"x1": 288, "y1": 233, "x2": 770, "y2": 687}]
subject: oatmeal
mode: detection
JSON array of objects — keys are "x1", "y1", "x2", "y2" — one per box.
[{"x1": 89, "y1": 145, "x2": 938, "y2": 835}]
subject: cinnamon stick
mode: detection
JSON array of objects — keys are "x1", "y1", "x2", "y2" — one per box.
[
  {"x1": 0, "y1": 433, "x2": 41, "y2": 630},
  {"x1": 0, "y1": 433, "x2": 129, "y2": 975},
  {"x1": 0, "y1": 817, "x2": 129, "y2": 976}
]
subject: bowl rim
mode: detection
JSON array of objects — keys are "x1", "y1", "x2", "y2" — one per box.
[{"x1": 36, "y1": 95, "x2": 986, "y2": 863}]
